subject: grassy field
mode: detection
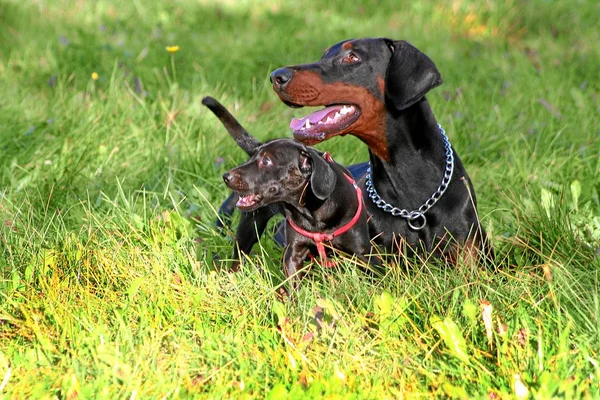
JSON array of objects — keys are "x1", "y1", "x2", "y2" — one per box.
[{"x1": 1, "y1": 0, "x2": 599, "y2": 398}]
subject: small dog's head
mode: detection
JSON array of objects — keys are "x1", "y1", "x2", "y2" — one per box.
[{"x1": 223, "y1": 139, "x2": 337, "y2": 212}]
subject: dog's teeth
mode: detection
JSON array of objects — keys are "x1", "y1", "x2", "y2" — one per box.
[
  {"x1": 304, "y1": 119, "x2": 311, "y2": 128},
  {"x1": 325, "y1": 117, "x2": 333, "y2": 123}
]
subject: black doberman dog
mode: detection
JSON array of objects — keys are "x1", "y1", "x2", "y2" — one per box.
[
  {"x1": 203, "y1": 97, "x2": 378, "y2": 285},
  {"x1": 269, "y1": 38, "x2": 493, "y2": 264}
]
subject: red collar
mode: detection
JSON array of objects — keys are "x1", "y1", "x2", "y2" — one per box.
[{"x1": 287, "y1": 152, "x2": 363, "y2": 267}]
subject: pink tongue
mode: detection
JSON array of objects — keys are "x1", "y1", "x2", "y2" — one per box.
[
  {"x1": 236, "y1": 195, "x2": 256, "y2": 207},
  {"x1": 290, "y1": 105, "x2": 342, "y2": 131}
]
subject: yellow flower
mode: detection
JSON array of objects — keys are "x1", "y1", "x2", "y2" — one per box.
[
  {"x1": 91, "y1": 72, "x2": 99, "y2": 80},
  {"x1": 166, "y1": 45, "x2": 180, "y2": 53}
]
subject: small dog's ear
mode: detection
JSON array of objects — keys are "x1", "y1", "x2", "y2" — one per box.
[
  {"x1": 300, "y1": 148, "x2": 337, "y2": 200},
  {"x1": 384, "y1": 39, "x2": 443, "y2": 111}
]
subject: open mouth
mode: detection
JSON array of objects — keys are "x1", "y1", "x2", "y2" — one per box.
[
  {"x1": 290, "y1": 104, "x2": 360, "y2": 140},
  {"x1": 235, "y1": 193, "x2": 263, "y2": 210}
]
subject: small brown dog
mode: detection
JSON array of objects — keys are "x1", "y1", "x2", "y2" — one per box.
[{"x1": 203, "y1": 97, "x2": 379, "y2": 288}]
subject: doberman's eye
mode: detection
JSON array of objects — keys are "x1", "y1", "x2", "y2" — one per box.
[
  {"x1": 341, "y1": 53, "x2": 360, "y2": 64},
  {"x1": 260, "y1": 156, "x2": 272, "y2": 167}
]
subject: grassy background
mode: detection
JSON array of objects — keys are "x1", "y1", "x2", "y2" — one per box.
[{"x1": 1, "y1": 0, "x2": 599, "y2": 398}]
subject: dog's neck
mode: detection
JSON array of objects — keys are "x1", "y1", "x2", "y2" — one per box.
[
  {"x1": 368, "y1": 98, "x2": 449, "y2": 210},
  {"x1": 283, "y1": 178, "x2": 356, "y2": 232}
]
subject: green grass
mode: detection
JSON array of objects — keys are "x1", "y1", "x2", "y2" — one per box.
[{"x1": 1, "y1": 0, "x2": 599, "y2": 398}]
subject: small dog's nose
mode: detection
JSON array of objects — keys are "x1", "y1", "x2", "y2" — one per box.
[
  {"x1": 270, "y1": 68, "x2": 293, "y2": 88},
  {"x1": 222, "y1": 172, "x2": 233, "y2": 185}
]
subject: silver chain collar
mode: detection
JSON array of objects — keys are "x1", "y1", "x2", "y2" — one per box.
[{"x1": 364, "y1": 123, "x2": 454, "y2": 231}]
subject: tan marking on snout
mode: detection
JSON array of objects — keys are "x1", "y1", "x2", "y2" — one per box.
[{"x1": 276, "y1": 70, "x2": 389, "y2": 161}]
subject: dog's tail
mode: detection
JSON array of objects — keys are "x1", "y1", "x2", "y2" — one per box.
[{"x1": 202, "y1": 96, "x2": 261, "y2": 156}]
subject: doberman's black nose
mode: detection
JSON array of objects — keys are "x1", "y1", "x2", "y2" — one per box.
[
  {"x1": 270, "y1": 68, "x2": 293, "y2": 88},
  {"x1": 222, "y1": 172, "x2": 233, "y2": 185}
]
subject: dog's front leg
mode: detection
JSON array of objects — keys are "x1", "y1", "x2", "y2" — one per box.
[
  {"x1": 232, "y1": 205, "x2": 280, "y2": 271},
  {"x1": 283, "y1": 242, "x2": 310, "y2": 292}
]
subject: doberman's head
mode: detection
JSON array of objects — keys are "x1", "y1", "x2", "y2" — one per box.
[
  {"x1": 270, "y1": 38, "x2": 442, "y2": 160},
  {"x1": 222, "y1": 139, "x2": 337, "y2": 212}
]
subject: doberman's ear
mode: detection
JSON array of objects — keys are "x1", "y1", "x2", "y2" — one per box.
[
  {"x1": 300, "y1": 148, "x2": 337, "y2": 200},
  {"x1": 384, "y1": 39, "x2": 443, "y2": 111}
]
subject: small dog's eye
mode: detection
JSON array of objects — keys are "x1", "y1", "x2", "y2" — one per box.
[
  {"x1": 261, "y1": 156, "x2": 272, "y2": 166},
  {"x1": 342, "y1": 53, "x2": 360, "y2": 64}
]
